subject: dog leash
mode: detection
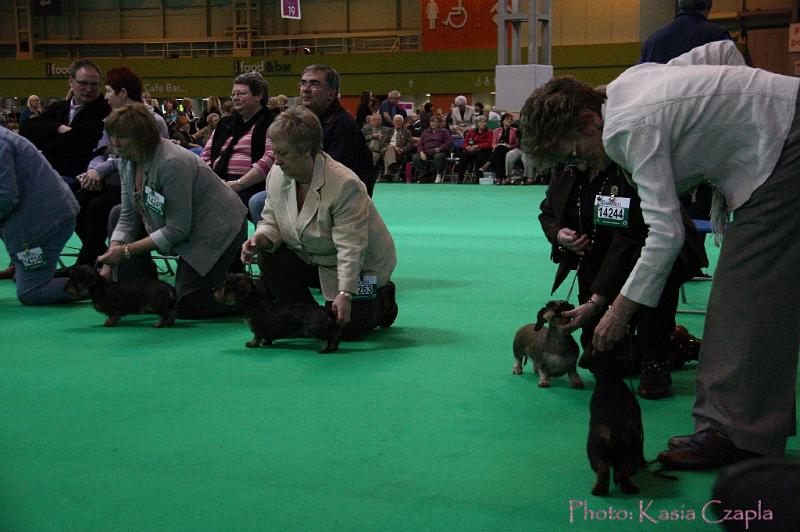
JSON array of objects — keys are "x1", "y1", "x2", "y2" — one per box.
[{"x1": 564, "y1": 260, "x2": 581, "y2": 304}]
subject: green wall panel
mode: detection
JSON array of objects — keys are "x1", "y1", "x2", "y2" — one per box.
[{"x1": 0, "y1": 43, "x2": 641, "y2": 99}]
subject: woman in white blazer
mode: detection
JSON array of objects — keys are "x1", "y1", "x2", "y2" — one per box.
[
  {"x1": 97, "y1": 104, "x2": 248, "y2": 319},
  {"x1": 242, "y1": 107, "x2": 398, "y2": 336}
]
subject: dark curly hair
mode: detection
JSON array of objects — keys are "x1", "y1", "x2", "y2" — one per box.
[{"x1": 519, "y1": 76, "x2": 606, "y2": 160}]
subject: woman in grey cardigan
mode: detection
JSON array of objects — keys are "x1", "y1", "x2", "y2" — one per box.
[{"x1": 97, "y1": 104, "x2": 248, "y2": 319}]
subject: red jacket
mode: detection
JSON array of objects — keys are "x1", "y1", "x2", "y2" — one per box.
[
  {"x1": 463, "y1": 127, "x2": 493, "y2": 150},
  {"x1": 492, "y1": 126, "x2": 519, "y2": 149}
]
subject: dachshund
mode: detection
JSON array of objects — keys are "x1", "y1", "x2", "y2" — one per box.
[
  {"x1": 582, "y1": 345, "x2": 646, "y2": 496},
  {"x1": 64, "y1": 264, "x2": 176, "y2": 328},
  {"x1": 512, "y1": 300, "x2": 583, "y2": 388},
  {"x1": 213, "y1": 273, "x2": 341, "y2": 353}
]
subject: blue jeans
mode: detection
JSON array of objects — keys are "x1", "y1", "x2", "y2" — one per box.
[
  {"x1": 248, "y1": 190, "x2": 268, "y2": 225},
  {"x1": 12, "y1": 217, "x2": 78, "y2": 305}
]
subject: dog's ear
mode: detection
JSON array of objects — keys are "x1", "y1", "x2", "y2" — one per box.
[{"x1": 534, "y1": 307, "x2": 546, "y2": 331}]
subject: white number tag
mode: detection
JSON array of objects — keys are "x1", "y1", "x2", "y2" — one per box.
[
  {"x1": 17, "y1": 247, "x2": 45, "y2": 271},
  {"x1": 354, "y1": 274, "x2": 378, "y2": 300},
  {"x1": 594, "y1": 195, "x2": 630, "y2": 228},
  {"x1": 144, "y1": 185, "x2": 165, "y2": 215}
]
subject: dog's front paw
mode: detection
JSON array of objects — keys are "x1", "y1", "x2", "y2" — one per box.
[
  {"x1": 538, "y1": 379, "x2": 551, "y2": 388},
  {"x1": 318, "y1": 345, "x2": 338, "y2": 354},
  {"x1": 570, "y1": 378, "x2": 585, "y2": 389},
  {"x1": 104, "y1": 315, "x2": 119, "y2": 327},
  {"x1": 591, "y1": 484, "x2": 609, "y2": 497},
  {"x1": 512, "y1": 364, "x2": 523, "y2": 375}
]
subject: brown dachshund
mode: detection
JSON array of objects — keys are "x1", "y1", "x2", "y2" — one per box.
[{"x1": 512, "y1": 300, "x2": 583, "y2": 388}]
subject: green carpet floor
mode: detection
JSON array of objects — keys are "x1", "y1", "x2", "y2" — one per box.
[{"x1": 0, "y1": 183, "x2": 796, "y2": 531}]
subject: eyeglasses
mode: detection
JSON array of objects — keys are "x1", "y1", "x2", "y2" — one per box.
[
  {"x1": 72, "y1": 79, "x2": 100, "y2": 89},
  {"x1": 298, "y1": 79, "x2": 324, "y2": 91}
]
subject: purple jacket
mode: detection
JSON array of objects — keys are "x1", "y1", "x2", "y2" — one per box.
[{"x1": 417, "y1": 128, "x2": 451, "y2": 156}]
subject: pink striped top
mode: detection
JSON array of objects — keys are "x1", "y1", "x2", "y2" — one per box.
[{"x1": 201, "y1": 125, "x2": 275, "y2": 180}]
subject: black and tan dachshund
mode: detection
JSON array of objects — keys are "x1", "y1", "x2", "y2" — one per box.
[
  {"x1": 64, "y1": 264, "x2": 176, "y2": 328},
  {"x1": 214, "y1": 273, "x2": 341, "y2": 353}
]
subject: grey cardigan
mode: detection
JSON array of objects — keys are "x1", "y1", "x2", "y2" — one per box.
[{"x1": 111, "y1": 139, "x2": 247, "y2": 276}]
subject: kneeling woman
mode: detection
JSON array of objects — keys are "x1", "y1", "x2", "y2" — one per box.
[
  {"x1": 242, "y1": 106, "x2": 398, "y2": 336},
  {"x1": 98, "y1": 104, "x2": 248, "y2": 319}
]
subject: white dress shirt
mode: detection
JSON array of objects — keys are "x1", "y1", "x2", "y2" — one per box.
[{"x1": 603, "y1": 40, "x2": 800, "y2": 306}]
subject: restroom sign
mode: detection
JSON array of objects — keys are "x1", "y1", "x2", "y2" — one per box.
[{"x1": 790, "y1": 23, "x2": 800, "y2": 52}]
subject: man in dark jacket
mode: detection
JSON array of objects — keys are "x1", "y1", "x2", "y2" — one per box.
[
  {"x1": 21, "y1": 59, "x2": 111, "y2": 186},
  {"x1": 298, "y1": 64, "x2": 376, "y2": 196},
  {"x1": 640, "y1": 0, "x2": 731, "y2": 64}
]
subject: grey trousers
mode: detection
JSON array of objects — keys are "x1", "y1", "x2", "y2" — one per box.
[{"x1": 693, "y1": 96, "x2": 800, "y2": 456}]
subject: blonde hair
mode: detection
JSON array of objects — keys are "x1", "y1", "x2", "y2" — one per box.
[
  {"x1": 267, "y1": 106, "x2": 323, "y2": 156},
  {"x1": 105, "y1": 104, "x2": 161, "y2": 161}
]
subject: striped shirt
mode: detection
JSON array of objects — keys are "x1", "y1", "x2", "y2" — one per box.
[{"x1": 201, "y1": 124, "x2": 274, "y2": 180}]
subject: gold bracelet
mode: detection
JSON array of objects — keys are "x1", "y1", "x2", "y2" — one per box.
[
  {"x1": 338, "y1": 290, "x2": 352, "y2": 299},
  {"x1": 123, "y1": 244, "x2": 132, "y2": 260},
  {"x1": 237, "y1": 177, "x2": 245, "y2": 188}
]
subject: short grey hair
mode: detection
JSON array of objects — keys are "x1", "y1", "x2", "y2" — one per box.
[
  {"x1": 388, "y1": 90, "x2": 401, "y2": 99},
  {"x1": 678, "y1": 0, "x2": 712, "y2": 11},
  {"x1": 267, "y1": 106, "x2": 323, "y2": 156},
  {"x1": 454, "y1": 95, "x2": 467, "y2": 106}
]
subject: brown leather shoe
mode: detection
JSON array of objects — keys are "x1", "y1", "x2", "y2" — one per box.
[
  {"x1": 669, "y1": 324, "x2": 702, "y2": 369},
  {"x1": 667, "y1": 434, "x2": 692, "y2": 449},
  {"x1": 0, "y1": 264, "x2": 15, "y2": 280},
  {"x1": 638, "y1": 361, "x2": 672, "y2": 400},
  {"x1": 657, "y1": 429, "x2": 762, "y2": 470}
]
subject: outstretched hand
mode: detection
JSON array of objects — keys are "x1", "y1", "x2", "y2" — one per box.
[{"x1": 557, "y1": 228, "x2": 591, "y2": 255}]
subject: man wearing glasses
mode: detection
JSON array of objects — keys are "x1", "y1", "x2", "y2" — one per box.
[
  {"x1": 247, "y1": 64, "x2": 377, "y2": 222},
  {"x1": 298, "y1": 64, "x2": 376, "y2": 196},
  {"x1": 21, "y1": 59, "x2": 111, "y2": 186}
]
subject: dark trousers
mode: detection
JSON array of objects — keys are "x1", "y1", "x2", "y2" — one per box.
[
  {"x1": 457, "y1": 148, "x2": 491, "y2": 182},
  {"x1": 74, "y1": 188, "x2": 120, "y2": 266},
  {"x1": 578, "y1": 266, "x2": 682, "y2": 368},
  {"x1": 258, "y1": 244, "x2": 393, "y2": 339},
  {"x1": 489, "y1": 145, "x2": 512, "y2": 181},
  {"x1": 108, "y1": 205, "x2": 247, "y2": 319}
]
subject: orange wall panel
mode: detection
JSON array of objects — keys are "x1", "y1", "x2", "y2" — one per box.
[{"x1": 422, "y1": 0, "x2": 499, "y2": 51}]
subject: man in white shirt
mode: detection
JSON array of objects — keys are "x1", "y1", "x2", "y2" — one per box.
[{"x1": 521, "y1": 40, "x2": 800, "y2": 469}]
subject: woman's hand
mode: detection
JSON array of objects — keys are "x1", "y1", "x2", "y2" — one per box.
[
  {"x1": 98, "y1": 264, "x2": 113, "y2": 280},
  {"x1": 225, "y1": 180, "x2": 240, "y2": 191},
  {"x1": 80, "y1": 169, "x2": 103, "y2": 191},
  {"x1": 332, "y1": 292, "x2": 352, "y2": 325},
  {"x1": 240, "y1": 234, "x2": 269, "y2": 264},
  {"x1": 557, "y1": 228, "x2": 591, "y2": 255},
  {"x1": 560, "y1": 300, "x2": 603, "y2": 333},
  {"x1": 419, "y1": 152, "x2": 428, "y2": 161},
  {"x1": 97, "y1": 244, "x2": 125, "y2": 266},
  {"x1": 593, "y1": 295, "x2": 638, "y2": 352}
]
